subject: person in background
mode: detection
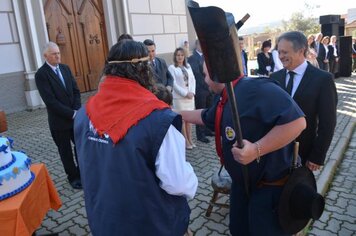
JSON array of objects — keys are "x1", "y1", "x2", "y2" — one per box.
[
  {"x1": 117, "y1": 33, "x2": 133, "y2": 42},
  {"x1": 143, "y1": 39, "x2": 174, "y2": 91},
  {"x1": 272, "y1": 44, "x2": 283, "y2": 72},
  {"x1": 306, "y1": 34, "x2": 319, "y2": 68},
  {"x1": 257, "y1": 40, "x2": 275, "y2": 76},
  {"x1": 328, "y1": 35, "x2": 339, "y2": 78},
  {"x1": 188, "y1": 40, "x2": 212, "y2": 144},
  {"x1": 183, "y1": 40, "x2": 191, "y2": 57},
  {"x1": 314, "y1": 32, "x2": 323, "y2": 55},
  {"x1": 271, "y1": 31, "x2": 337, "y2": 171},
  {"x1": 239, "y1": 36, "x2": 248, "y2": 75},
  {"x1": 74, "y1": 40, "x2": 198, "y2": 235},
  {"x1": 317, "y1": 35, "x2": 330, "y2": 71},
  {"x1": 35, "y1": 41, "x2": 82, "y2": 189},
  {"x1": 169, "y1": 47, "x2": 196, "y2": 150}
]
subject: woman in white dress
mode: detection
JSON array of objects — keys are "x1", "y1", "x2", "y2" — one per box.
[{"x1": 169, "y1": 47, "x2": 196, "y2": 149}]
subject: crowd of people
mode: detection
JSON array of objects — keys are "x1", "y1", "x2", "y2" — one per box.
[
  {"x1": 34, "y1": 27, "x2": 340, "y2": 235},
  {"x1": 256, "y1": 32, "x2": 344, "y2": 79}
]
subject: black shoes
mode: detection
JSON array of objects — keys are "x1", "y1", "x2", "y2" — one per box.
[
  {"x1": 69, "y1": 178, "x2": 82, "y2": 189},
  {"x1": 205, "y1": 130, "x2": 215, "y2": 137},
  {"x1": 197, "y1": 137, "x2": 210, "y2": 143}
]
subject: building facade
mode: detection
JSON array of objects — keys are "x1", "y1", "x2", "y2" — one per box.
[{"x1": 0, "y1": 0, "x2": 194, "y2": 113}]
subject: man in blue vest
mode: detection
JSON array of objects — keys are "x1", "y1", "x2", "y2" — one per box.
[{"x1": 74, "y1": 40, "x2": 197, "y2": 235}]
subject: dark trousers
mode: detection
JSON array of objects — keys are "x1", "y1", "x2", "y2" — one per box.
[
  {"x1": 195, "y1": 91, "x2": 212, "y2": 139},
  {"x1": 229, "y1": 182, "x2": 290, "y2": 236},
  {"x1": 50, "y1": 128, "x2": 80, "y2": 182}
]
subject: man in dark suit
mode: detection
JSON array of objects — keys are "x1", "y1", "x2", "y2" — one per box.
[
  {"x1": 35, "y1": 42, "x2": 82, "y2": 189},
  {"x1": 239, "y1": 36, "x2": 248, "y2": 75},
  {"x1": 188, "y1": 40, "x2": 212, "y2": 143},
  {"x1": 270, "y1": 31, "x2": 337, "y2": 172},
  {"x1": 143, "y1": 39, "x2": 173, "y2": 91}
]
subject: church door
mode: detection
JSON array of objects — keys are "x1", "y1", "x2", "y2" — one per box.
[{"x1": 44, "y1": 0, "x2": 108, "y2": 92}]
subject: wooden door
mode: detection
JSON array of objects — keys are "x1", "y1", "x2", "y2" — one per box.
[{"x1": 44, "y1": 0, "x2": 108, "y2": 92}]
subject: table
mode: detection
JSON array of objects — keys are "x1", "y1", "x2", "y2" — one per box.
[{"x1": 0, "y1": 164, "x2": 62, "y2": 236}]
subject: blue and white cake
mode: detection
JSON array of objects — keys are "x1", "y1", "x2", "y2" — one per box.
[{"x1": 0, "y1": 136, "x2": 35, "y2": 200}]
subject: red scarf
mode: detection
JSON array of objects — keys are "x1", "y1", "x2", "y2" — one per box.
[
  {"x1": 86, "y1": 76, "x2": 169, "y2": 143},
  {"x1": 214, "y1": 75, "x2": 244, "y2": 164}
]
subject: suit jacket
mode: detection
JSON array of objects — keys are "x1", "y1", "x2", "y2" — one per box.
[
  {"x1": 270, "y1": 63, "x2": 337, "y2": 165},
  {"x1": 152, "y1": 57, "x2": 173, "y2": 87},
  {"x1": 257, "y1": 52, "x2": 274, "y2": 75},
  {"x1": 188, "y1": 50, "x2": 209, "y2": 95},
  {"x1": 317, "y1": 43, "x2": 327, "y2": 62},
  {"x1": 35, "y1": 63, "x2": 81, "y2": 131},
  {"x1": 242, "y1": 49, "x2": 248, "y2": 74},
  {"x1": 327, "y1": 44, "x2": 339, "y2": 61}
]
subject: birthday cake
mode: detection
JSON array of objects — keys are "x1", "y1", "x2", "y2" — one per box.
[{"x1": 0, "y1": 136, "x2": 34, "y2": 200}]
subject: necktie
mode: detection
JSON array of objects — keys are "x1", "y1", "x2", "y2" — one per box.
[
  {"x1": 286, "y1": 71, "x2": 295, "y2": 95},
  {"x1": 55, "y1": 67, "x2": 66, "y2": 88}
]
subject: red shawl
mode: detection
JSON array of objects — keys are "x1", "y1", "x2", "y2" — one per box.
[{"x1": 86, "y1": 76, "x2": 169, "y2": 143}]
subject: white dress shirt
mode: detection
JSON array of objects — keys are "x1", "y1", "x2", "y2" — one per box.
[{"x1": 285, "y1": 60, "x2": 308, "y2": 97}]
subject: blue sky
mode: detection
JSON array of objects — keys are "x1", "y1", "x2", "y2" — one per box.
[{"x1": 195, "y1": 0, "x2": 356, "y2": 28}]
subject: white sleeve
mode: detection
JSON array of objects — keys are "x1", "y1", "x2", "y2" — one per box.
[
  {"x1": 272, "y1": 50, "x2": 283, "y2": 72},
  {"x1": 187, "y1": 66, "x2": 196, "y2": 94},
  {"x1": 155, "y1": 125, "x2": 198, "y2": 200}
]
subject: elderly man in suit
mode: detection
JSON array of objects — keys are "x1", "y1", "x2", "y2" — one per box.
[
  {"x1": 143, "y1": 39, "x2": 173, "y2": 91},
  {"x1": 35, "y1": 41, "x2": 82, "y2": 189},
  {"x1": 270, "y1": 31, "x2": 337, "y2": 172}
]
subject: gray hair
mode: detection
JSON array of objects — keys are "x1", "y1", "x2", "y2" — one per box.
[
  {"x1": 277, "y1": 31, "x2": 308, "y2": 57},
  {"x1": 43, "y1": 41, "x2": 59, "y2": 55}
]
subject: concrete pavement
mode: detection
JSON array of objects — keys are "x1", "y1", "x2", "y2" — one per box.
[{"x1": 2, "y1": 74, "x2": 355, "y2": 235}]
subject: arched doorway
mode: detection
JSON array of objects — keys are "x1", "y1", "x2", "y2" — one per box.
[{"x1": 44, "y1": 0, "x2": 108, "y2": 92}]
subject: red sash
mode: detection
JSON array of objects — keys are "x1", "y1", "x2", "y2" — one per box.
[{"x1": 214, "y1": 76, "x2": 243, "y2": 164}]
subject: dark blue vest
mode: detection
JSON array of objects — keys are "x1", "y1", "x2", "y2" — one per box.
[
  {"x1": 202, "y1": 78, "x2": 304, "y2": 191},
  {"x1": 74, "y1": 108, "x2": 190, "y2": 236}
]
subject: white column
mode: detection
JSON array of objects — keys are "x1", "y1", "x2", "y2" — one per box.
[{"x1": 13, "y1": 0, "x2": 46, "y2": 109}]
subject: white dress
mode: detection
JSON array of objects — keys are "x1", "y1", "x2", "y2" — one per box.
[{"x1": 168, "y1": 64, "x2": 196, "y2": 111}]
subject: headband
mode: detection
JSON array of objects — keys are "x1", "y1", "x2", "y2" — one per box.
[{"x1": 108, "y1": 56, "x2": 149, "y2": 64}]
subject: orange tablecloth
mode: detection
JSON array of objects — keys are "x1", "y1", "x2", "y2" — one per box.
[{"x1": 0, "y1": 163, "x2": 62, "y2": 236}]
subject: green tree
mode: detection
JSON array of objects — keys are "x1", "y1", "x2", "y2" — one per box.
[{"x1": 266, "y1": 3, "x2": 320, "y2": 36}]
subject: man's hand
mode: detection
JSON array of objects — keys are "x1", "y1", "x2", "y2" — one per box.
[
  {"x1": 231, "y1": 140, "x2": 258, "y2": 165},
  {"x1": 306, "y1": 160, "x2": 321, "y2": 171}
]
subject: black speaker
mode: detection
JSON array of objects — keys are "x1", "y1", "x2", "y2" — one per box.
[
  {"x1": 339, "y1": 19, "x2": 345, "y2": 37},
  {"x1": 321, "y1": 24, "x2": 340, "y2": 37},
  {"x1": 339, "y1": 36, "x2": 352, "y2": 77},
  {"x1": 319, "y1": 15, "x2": 340, "y2": 24}
]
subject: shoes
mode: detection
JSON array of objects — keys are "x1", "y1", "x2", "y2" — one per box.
[
  {"x1": 69, "y1": 178, "x2": 82, "y2": 189},
  {"x1": 197, "y1": 137, "x2": 210, "y2": 143},
  {"x1": 205, "y1": 131, "x2": 215, "y2": 137},
  {"x1": 191, "y1": 143, "x2": 197, "y2": 148},
  {"x1": 186, "y1": 144, "x2": 193, "y2": 150}
]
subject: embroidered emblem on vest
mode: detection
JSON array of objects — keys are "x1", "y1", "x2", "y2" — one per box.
[{"x1": 225, "y1": 126, "x2": 235, "y2": 141}]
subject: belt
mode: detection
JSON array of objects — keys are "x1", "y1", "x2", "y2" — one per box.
[{"x1": 257, "y1": 175, "x2": 289, "y2": 188}]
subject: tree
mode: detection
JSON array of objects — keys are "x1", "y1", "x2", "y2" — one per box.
[{"x1": 267, "y1": 3, "x2": 320, "y2": 36}]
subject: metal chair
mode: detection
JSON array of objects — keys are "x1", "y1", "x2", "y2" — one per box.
[{"x1": 205, "y1": 165, "x2": 232, "y2": 217}]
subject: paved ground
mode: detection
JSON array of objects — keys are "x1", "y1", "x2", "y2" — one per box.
[{"x1": 2, "y1": 74, "x2": 355, "y2": 236}]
